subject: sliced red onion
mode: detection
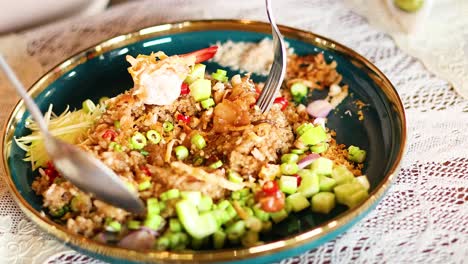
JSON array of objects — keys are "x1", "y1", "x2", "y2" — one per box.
[
  {"x1": 94, "y1": 232, "x2": 119, "y2": 244},
  {"x1": 297, "y1": 153, "x2": 320, "y2": 169},
  {"x1": 307, "y1": 100, "x2": 333, "y2": 118},
  {"x1": 118, "y1": 229, "x2": 156, "y2": 250},
  {"x1": 313, "y1": 117, "x2": 327, "y2": 129}
]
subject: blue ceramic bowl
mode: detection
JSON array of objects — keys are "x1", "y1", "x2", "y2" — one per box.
[{"x1": 1, "y1": 20, "x2": 406, "y2": 263}]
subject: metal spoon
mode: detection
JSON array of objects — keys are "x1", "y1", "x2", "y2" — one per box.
[{"x1": 0, "y1": 55, "x2": 145, "y2": 214}]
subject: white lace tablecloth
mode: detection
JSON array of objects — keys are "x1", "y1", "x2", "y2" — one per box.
[{"x1": 0, "y1": 0, "x2": 467, "y2": 263}]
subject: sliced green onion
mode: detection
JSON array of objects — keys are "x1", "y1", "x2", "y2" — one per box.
[
  {"x1": 169, "y1": 218, "x2": 182, "y2": 232},
  {"x1": 82, "y1": 99, "x2": 96, "y2": 113},
  {"x1": 291, "y1": 148, "x2": 305, "y2": 154},
  {"x1": 144, "y1": 215, "x2": 163, "y2": 230},
  {"x1": 147, "y1": 197, "x2": 160, "y2": 216},
  {"x1": 296, "y1": 123, "x2": 314, "y2": 136},
  {"x1": 231, "y1": 191, "x2": 241, "y2": 200},
  {"x1": 109, "y1": 142, "x2": 122, "y2": 152},
  {"x1": 163, "y1": 121, "x2": 174, "y2": 132},
  {"x1": 191, "y1": 133, "x2": 206, "y2": 150},
  {"x1": 201, "y1": 98, "x2": 215, "y2": 109},
  {"x1": 228, "y1": 170, "x2": 243, "y2": 183},
  {"x1": 146, "y1": 130, "x2": 162, "y2": 144},
  {"x1": 280, "y1": 162, "x2": 299, "y2": 175},
  {"x1": 138, "y1": 180, "x2": 152, "y2": 191},
  {"x1": 130, "y1": 132, "x2": 147, "y2": 150},
  {"x1": 127, "y1": 220, "x2": 141, "y2": 230},
  {"x1": 113, "y1": 120, "x2": 121, "y2": 130},
  {"x1": 161, "y1": 189, "x2": 180, "y2": 201},
  {"x1": 261, "y1": 220, "x2": 272, "y2": 233},
  {"x1": 241, "y1": 230, "x2": 259, "y2": 247},
  {"x1": 174, "y1": 145, "x2": 189, "y2": 160},
  {"x1": 155, "y1": 236, "x2": 170, "y2": 250},
  {"x1": 226, "y1": 220, "x2": 246, "y2": 239},
  {"x1": 99, "y1": 96, "x2": 109, "y2": 105},
  {"x1": 281, "y1": 153, "x2": 299, "y2": 164},
  {"x1": 193, "y1": 156, "x2": 204, "y2": 166},
  {"x1": 213, "y1": 230, "x2": 226, "y2": 249},
  {"x1": 211, "y1": 69, "x2": 228, "y2": 82},
  {"x1": 140, "y1": 150, "x2": 149, "y2": 156},
  {"x1": 290, "y1": 82, "x2": 308, "y2": 98},
  {"x1": 270, "y1": 209, "x2": 288, "y2": 223},
  {"x1": 105, "y1": 220, "x2": 121, "y2": 232},
  {"x1": 253, "y1": 205, "x2": 270, "y2": 222},
  {"x1": 209, "y1": 160, "x2": 223, "y2": 169}
]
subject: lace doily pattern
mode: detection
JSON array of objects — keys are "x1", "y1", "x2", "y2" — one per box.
[{"x1": 0, "y1": 0, "x2": 466, "y2": 263}]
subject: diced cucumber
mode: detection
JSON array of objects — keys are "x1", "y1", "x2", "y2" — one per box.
[
  {"x1": 310, "y1": 157, "x2": 333, "y2": 175},
  {"x1": 198, "y1": 195, "x2": 213, "y2": 212},
  {"x1": 189, "y1": 79, "x2": 212, "y2": 102},
  {"x1": 286, "y1": 193, "x2": 310, "y2": 212},
  {"x1": 270, "y1": 209, "x2": 288, "y2": 223},
  {"x1": 253, "y1": 205, "x2": 270, "y2": 221},
  {"x1": 213, "y1": 230, "x2": 227, "y2": 249},
  {"x1": 226, "y1": 220, "x2": 246, "y2": 241},
  {"x1": 169, "y1": 218, "x2": 182, "y2": 232},
  {"x1": 176, "y1": 200, "x2": 219, "y2": 239},
  {"x1": 310, "y1": 142, "x2": 329, "y2": 154},
  {"x1": 319, "y1": 175, "x2": 337, "y2": 192},
  {"x1": 348, "y1": 145, "x2": 366, "y2": 163},
  {"x1": 311, "y1": 192, "x2": 336, "y2": 214},
  {"x1": 146, "y1": 197, "x2": 160, "y2": 216},
  {"x1": 279, "y1": 175, "x2": 298, "y2": 194},
  {"x1": 144, "y1": 215, "x2": 163, "y2": 230},
  {"x1": 331, "y1": 165, "x2": 355, "y2": 185},
  {"x1": 334, "y1": 182, "x2": 369, "y2": 208},
  {"x1": 354, "y1": 175, "x2": 370, "y2": 190},
  {"x1": 298, "y1": 125, "x2": 327, "y2": 146},
  {"x1": 296, "y1": 169, "x2": 320, "y2": 197},
  {"x1": 185, "y1": 63, "x2": 206, "y2": 84},
  {"x1": 180, "y1": 191, "x2": 201, "y2": 206}
]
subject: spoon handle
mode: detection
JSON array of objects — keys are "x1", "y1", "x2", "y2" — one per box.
[{"x1": 0, "y1": 55, "x2": 50, "y2": 136}]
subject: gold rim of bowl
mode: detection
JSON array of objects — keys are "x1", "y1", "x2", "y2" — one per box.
[{"x1": 1, "y1": 19, "x2": 406, "y2": 263}]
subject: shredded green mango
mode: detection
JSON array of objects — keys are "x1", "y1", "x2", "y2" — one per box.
[{"x1": 14, "y1": 103, "x2": 104, "y2": 170}]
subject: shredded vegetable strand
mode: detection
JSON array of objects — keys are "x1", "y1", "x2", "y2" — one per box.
[{"x1": 14, "y1": 104, "x2": 104, "y2": 170}]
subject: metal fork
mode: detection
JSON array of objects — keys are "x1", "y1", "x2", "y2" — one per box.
[{"x1": 256, "y1": 0, "x2": 287, "y2": 113}]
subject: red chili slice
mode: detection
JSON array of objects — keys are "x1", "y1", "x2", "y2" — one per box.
[
  {"x1": 295, "y1": 175, "x2": 302, "y2": 187},
  {"x1": 177, "y1": 114, "x2": 191, "y2": 124},
  {"x1": 180, "y1": 83, "x2": 190, "y2": 95},
  {"x1": 102, "y1": 129, "x2": 118, "y2": 141},
  {"x1": 140, "y1": 165, "x2": 151, "y2": 176},
  {"x1": 274, "y1": 97, "x2": 288, "y2": 111},
  {"x1": 262, "y1": 181, "x2": 279, "y2": 195}
]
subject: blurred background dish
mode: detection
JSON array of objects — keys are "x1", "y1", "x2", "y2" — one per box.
[{"x1": 0, "y1": 0, "x2": 109, "y2": 34}]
